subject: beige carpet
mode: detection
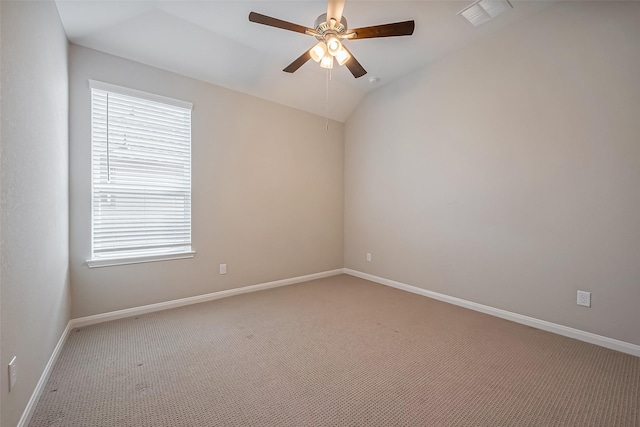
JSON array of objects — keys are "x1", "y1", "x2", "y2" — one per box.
[{"x1": 29, "y1": 275, "x2": 639, "y2": 426}]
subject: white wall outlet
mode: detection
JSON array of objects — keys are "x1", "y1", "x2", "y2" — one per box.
[
  {"x1": 366, "y1": 253, "x2": 372, "y2": 262},
  {"x1": 8, "y1": 356, "x2": 17, "y2": 392},
  {"x1": 577, "y1": 290, "x2": 591, "y2": 307},
  {"x1": 219, "y1": 264, "x2": 227, "y2": 275}
]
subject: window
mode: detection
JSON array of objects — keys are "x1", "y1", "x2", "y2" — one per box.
[{"x1": 87, "y1": 80, "x2": 194, "y2": 268}]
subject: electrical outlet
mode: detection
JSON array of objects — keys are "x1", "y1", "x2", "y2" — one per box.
[
  {"x1": 8, "y1": 357, "x2": 17, "y2": 392},
  {"x1": 219, "y1": 264, "x2": 227, "y2": 275},
  {"x1": 577, "y1": 291, "x2": 591, "y2": 307},
  {"x1": 366, "y1": 253, "x2": 372, "y2": 262}
]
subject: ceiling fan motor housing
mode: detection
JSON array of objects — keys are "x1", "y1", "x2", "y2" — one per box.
[{"x1": 313, "y1": 13, "x2": 348, "y2": 41}]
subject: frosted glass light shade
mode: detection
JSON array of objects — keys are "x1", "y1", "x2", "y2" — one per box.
[
  {"x1": 335, "y1": 47, "x2": 350, "y2": 66},
  {"x1": 310, "y1": 42, "x2": 327, "y2": 62},
  {"x1": 320, "y1": 55, "x2": 334, "y2": 69},
  {"x1": 326, "y1": 36, "x2": 342, "y2": 56}
]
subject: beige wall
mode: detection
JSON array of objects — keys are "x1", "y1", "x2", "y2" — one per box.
[
  {"x1": 0, "y1": 2, "x2": 71, "y2": 426},
  {"x1": 345, "y1": 2, "x2": 640, "y2": 346},
  {"x1": 69, "y1": 45, "x2": 344, "y2": 318}
]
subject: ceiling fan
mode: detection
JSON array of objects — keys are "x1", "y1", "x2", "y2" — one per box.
[{"x1": 248, "y1": 0, "x2": 415, "y2": 78}]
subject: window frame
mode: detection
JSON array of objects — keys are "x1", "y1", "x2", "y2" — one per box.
[{"x1": 86, "y1": 80, "x2": 195, "y2": 268}]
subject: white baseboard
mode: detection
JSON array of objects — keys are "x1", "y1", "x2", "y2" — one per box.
[
  {"x1": 20, "y1": 267, "x2": 637, "y2": 426},
  {"x1": 17, "y1": 322, "x2": 73, "y2": 427},
  {"x1": 345, "y1": 269, "x2": 640, "y2": 357},
  {"x1": 71, "y1": 268, "x2": 345, "y2": 329}
]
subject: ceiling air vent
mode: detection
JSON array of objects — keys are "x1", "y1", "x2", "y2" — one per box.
[{"x1": 459, "y1": 0, "x2": 513, "y2": 27}]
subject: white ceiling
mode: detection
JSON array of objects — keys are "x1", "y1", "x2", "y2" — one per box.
[{"x1": 55, "y1": 0, "x2": 554, "y2": 122}]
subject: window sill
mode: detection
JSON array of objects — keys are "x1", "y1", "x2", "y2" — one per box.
[{"x1": 86, "y1": 251, "x2": 196, "y2": 268}]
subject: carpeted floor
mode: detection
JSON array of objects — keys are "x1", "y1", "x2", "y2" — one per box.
[{"x1": 29, "y1": 274, "x2": 639, "y2": 426}]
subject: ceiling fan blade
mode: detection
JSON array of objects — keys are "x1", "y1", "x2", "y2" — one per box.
[
  {"x1": 249, "y1": 12, "x2": 312, "y2": 35},
  {"x1": 326, "y1": 0, "x2": 345, "y2": 25},
  {"x1": 349, "y1": 20, "x2": 415, "y2": 39},
  {"x1": 342, "y1": 45, "x2": 366, "y2": 78},
  {"x1": 283, "y1": 48, "x2": 313, "y2": 73}
]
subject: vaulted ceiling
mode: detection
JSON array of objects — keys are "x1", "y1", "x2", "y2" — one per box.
[{"x1": 56, "y1": 1, "x2": 553, "y2": 121}]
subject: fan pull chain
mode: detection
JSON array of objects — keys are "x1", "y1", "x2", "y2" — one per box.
[{"x1": 325, "y1": 68, "x2": 331, "y2": 131}]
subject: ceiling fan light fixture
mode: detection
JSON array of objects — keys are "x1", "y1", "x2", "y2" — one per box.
[
  {"x1": 249, "y1": 2, "x2": 416, "y2": 78},
  {"x1": 310, "y1": 42, "x2": 328, "y2": 62},
  {"x1": 320, "y1": 54, "x2": 334, "y2": 69},
  {"x1": 335, "y1": 46, "x2": 350, "y2": 66},
  {"x1": 326, "y1": 36, "x2": 342, "y2": 56}
]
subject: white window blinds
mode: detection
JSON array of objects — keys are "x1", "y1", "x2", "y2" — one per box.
[{"x1": 90, "y1": 81, "x2": 193, "y2": 262}]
